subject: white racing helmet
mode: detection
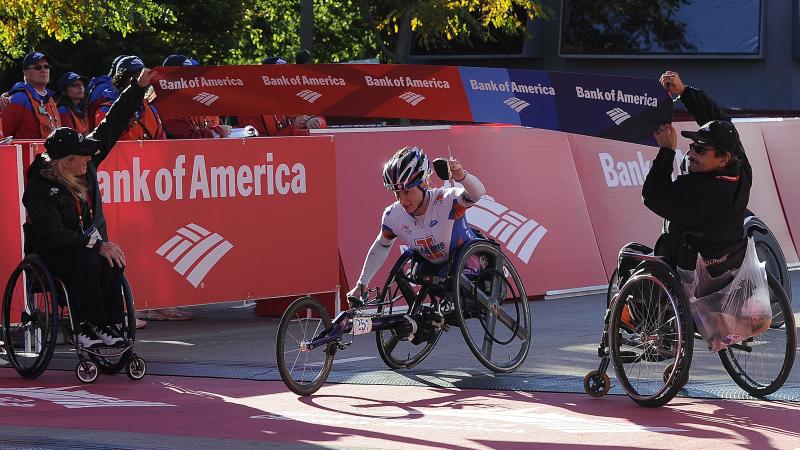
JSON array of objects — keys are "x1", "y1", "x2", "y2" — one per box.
[{"x1": 382, "y1": 146, "x2": 430, "y2": 191}]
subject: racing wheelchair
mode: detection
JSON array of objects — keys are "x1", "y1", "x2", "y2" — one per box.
[
  {"x1": 1, "y1": 254, "x2": 146, "y2": 383},
  {"x1": 276, "y1": 234, "x2": 531, "y2": 396},
  {"x1": 585, "y1": 225, "x2": 796, "y2": 407}
]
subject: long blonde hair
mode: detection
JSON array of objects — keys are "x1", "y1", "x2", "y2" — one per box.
[{"x1": 40, "y1": 156, "x2": 88, "y2": 199}]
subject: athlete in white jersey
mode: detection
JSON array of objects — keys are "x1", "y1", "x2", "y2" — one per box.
[{"x1": 347, "y1": 146, "x2": 486, "y2": 299}]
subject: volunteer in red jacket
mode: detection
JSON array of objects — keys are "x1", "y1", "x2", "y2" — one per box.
[{"x1": 1, "y1": 51, "x2": 61, "y2": 139}]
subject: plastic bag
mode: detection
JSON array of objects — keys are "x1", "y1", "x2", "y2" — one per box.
[{"x1": 678, "y1": 237, "x2": 771, "y2": 352}]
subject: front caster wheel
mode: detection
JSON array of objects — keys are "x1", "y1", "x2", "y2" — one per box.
[
  {"x1": 584, "y1": 370, "x2": 610, "y2": 397},
  {"x1": 76, "y1": 361, "x2": 99, "y2": 383},
  {"x1": 127, "y1": 355, "x2": 146, "y2": 380}
]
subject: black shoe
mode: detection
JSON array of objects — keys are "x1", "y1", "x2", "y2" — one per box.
[
  {"x1": 78, "y1": 323, "x2": 104, "y2": 348},
  {"x1": 92, "y1": 324, "x2": 124, "y2": 346}
]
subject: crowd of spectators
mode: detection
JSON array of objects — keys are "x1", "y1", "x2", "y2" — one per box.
[{"x1": 0, "y1": 49, "x2": 328, "y2": 328}]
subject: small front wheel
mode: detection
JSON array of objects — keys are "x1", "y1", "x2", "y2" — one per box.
[
  {"x1": 584, "y1": 370, "x2": 610, "y2": 397},
  {"x1": 76, "y1": 361, "x2": 99, "y2": 384},
  {"x1": 126, "y1": 355, "x2": 147, "y2": 380},
  {"x1": 276, "y1": 296, "x2": 334, "y2": 396}
]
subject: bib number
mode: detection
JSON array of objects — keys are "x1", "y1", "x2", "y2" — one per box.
[{"x1": 352, "y1": 317, "x2": 373, "y2": 336}]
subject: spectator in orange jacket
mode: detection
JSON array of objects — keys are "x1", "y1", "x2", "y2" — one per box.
[
  {"x1": 56, "y1": 72, "x2": 90, "y2": 135},
  {"x1": 161, "y1": 55, "x2": 232, "y2": 139},
  {"x1": 1, "y1": 51, "x2": 61, "y2": 139},
  {"x1": 95, "y1": 56, "x2": 166, "y2": 140},
  {"x1": 238, "y1": 56, "x2": 327, "y2": 136}
]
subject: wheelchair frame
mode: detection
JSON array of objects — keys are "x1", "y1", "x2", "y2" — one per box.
[
  {"x1": 276, "y1": 236, "x2": 532, "y2": 396},
  {"x1": 1, "y1": 254, "x2": 146, "y2": 383}
]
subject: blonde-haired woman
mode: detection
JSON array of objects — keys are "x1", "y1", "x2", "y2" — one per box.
[{"x1": 22, "y1": 68, "x2": 157, "y2": 348}]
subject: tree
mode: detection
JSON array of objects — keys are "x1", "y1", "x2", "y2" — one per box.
[
  {"x1": 0, "y1": 0, "x2": 174, "y2": 67},
  {"x1": 358, "y1": 0, "x2": 550, "y2": 63}
]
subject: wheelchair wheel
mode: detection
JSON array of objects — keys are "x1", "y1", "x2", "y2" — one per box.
[
  {"x1": 453, "y1": 241, "x2": 531, "y2": 373},
  {"x1": 76, "y1": 360, "x2": 99, "y2": 383},
  {"x1": 609, "y1": 268, "x2": 693, "y2": 407},
  {"x1": 606, "y1": 268, "x2": 618, "y2": 308},
  {"x1": 89, "y1": 275, "x2": 136, "y2": 374},
  {"x1": 1, "y1": 257, "x2": 59, "y2": 379},
  {"x1": 276, "y1": 296, "x2": 334, "y2": 396},
  {"x1": 126, "y1": 355, "x2": 147, "y2": 380},
  {"x1": 584, "y1": 370, "x2": 611, "y2": 398},
  {"x1": 375, "y1": 252, "x2": 443, "y2": 369},
  {"x1": 719, "y1": 273, "x2": 796, "y2": 397}
]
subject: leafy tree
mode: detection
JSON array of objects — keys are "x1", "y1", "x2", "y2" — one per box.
[{"x1": 561, "y1": 1, "x2": 696, "y2": 54}]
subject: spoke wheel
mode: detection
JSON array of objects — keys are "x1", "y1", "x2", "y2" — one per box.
[
  {"x1": 376, "y1": 252, "x2": 443, "y2": 369},
  {"x1": 609, "y1": 269, "x2": 693, "y2": 407},
  {"x1": 719, "y1": 273, "x2": 796, "y2": 397},
  {"x1": 276, "y1": 296, "x2": 334, "y2": 396},
  {"x1": 453, "y1": 242, "x2": 531, "y2": 373},
  {"x1": 2, "y1": 258, "x2": 58, "y2": 379}
]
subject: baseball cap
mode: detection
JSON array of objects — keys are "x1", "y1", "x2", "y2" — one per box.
[
  {"x1": 57, "y1": 72, "x2": 86, "y2": 92},
  {"x1": 44, "y1": 128, "x2": 101, "y2": 160},
  {"x1": 261, "y1": 56, "x2": 287, "y2": 65},
  {"x1": 681, "y1": 120, "x2": 742, "y2": 154},
  {"x1": 115, "y1": 56, "x2": 146, "y2": 76},
  {"x1": 163, "y1": 54, "x2": 198, "y2": 66},
  {"x1": 22, "y1": 51, "x2": 48, "y2": 69},
  {"x1": 109, "y1": 55, "x2": 129, "y2": 76}
]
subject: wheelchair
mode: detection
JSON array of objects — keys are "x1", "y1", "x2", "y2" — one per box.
[
  {"x1": 0, "y1": 254, "x2": 146, "y2": 383},
  {"x1": 586, "y1": 225, "x2": 796, "y2": 407},
  {"x1": 276, "y1": 234, "x2": 532, "y2": 396}
]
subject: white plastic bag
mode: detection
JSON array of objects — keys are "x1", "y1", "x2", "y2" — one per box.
[
  {"x1": 678, "y1": 237, "x2": 771, "y2": 352},
  {"x1": 227, "y1": 125, "x2": 259, "y2": 138}
]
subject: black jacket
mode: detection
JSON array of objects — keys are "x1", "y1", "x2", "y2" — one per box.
[
  {"x1": 642, "y1": 86, "x2": 752, "y2": 266},
  {"x1": 22, "y1": 82, "x2": 146, "y2": 254}
]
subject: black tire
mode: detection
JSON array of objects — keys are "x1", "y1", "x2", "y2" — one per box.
[
  {"x1": 126, "y1": 355, "x2": 146, "y2": 380},
  {"x1": 276, "y1": 296, "x2": 334, "y2": 396},
  {"x1": 375, "y1": 252, "x2": 443, "y2": 369},
  {"x1": 2, "y1": 257, "x2": 59, "y2": 379},
  {"x1": 89, "y1": 275, "x2": 136, "y2": 374},
  {"x1": 609, "y1": 268, "x2": 694, "y2": 407},
  {"x1": 76, "y1": 360, "x2": 99, "y2": 383},
  {"x1": 453, "y1": 241, "x2": 531, "y2": 373},
  {"x1": 584, "y1": 370, "x2": 611, "y2": 398},
  {"x1": 719, "y1": 273, "x2": 796, "y2": 397}
]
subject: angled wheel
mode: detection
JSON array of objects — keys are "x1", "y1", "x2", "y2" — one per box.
[
  {"x1": 719, "y1": 273, "x2": 796, "y2": 397},
  {"x1": 276, "y1": 296, "x2": 334, "y2": 396},
  {"x1": 126, "y1": 355, "x2": 147, "y2": 380},
  {"x1": 746, "y1": 216, "x2": 791, "y2": 300},
  {"x1": 606, "y1": 268, "x2": 619, "y2": 308},
  {"x1": 76, "y1": 361, "x2": 99, "y2": 383},
  {"x1": 453, "y1": 241, "x2": 531, "y2": 373},
  {"x1": 584, "y1": 370, "x2": 611, "y2": 397},
  {"x1": 89, "y1": 275, "x2": 136, "y2": 374},
  {"x1": 609, "y1": 267, "x2": 693, "y2": 407},
  {"x1": 2, "y1": 257, "x2": 59, "y2": 379},
  {"x1": 375, "y1": 251, "x2": 443, "y2": 369}
]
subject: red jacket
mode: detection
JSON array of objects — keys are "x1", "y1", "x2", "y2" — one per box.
[
  {"x1": 95, "y1": 98, "x2": 165, "y2": 140},
  {"x1": 164, "y1": 116, "x2": 227, "y2": 139},
  {"x1": 2, "y1": 82, "x2": 61, "y2": 139}
]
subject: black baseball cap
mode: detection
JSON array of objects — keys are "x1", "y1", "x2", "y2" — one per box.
[
  {"x1": 57, "y1": 72, "x2": 86, "y2": 92},
  {"x1": 44, "y1": 128, "x2": 101, "y2": 160},
  {"x1": 22, "y1": 51, "x2": 48, "y2": 69},
  {"x1": 681, "y1": 120, "x2": 742, "y2": 154},
  {"x1": 115, "y1": 56, "x2": 146, "y2": 76}
]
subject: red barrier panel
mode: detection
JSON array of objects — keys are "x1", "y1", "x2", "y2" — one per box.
[
  {"x1": 327, "y1": 125, "x2": 607, "y2": 296},
  {"x1": 94, "y1": 136, "x2": 339, "y2": 309},
  {"x1": 761, "y1": 120, "x2": 800, "y2": 260},
  {"x1": 0, "y1": 145, "x2": 24, "y2": 286},
  {"x1": 567, "y1": 135, "x2": 667, "y2": 277}
]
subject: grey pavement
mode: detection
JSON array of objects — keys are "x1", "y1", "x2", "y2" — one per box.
[{"x1": 34, "y1": 271, "x2": 800, "y2": 401}]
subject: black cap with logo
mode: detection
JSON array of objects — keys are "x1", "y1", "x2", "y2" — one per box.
[
  {"x1": 44, "y1": 127, "x2": 101, "y2": 160},
  {"x1": 681, "y1": 120, "x2": 742, "y2": 155}
]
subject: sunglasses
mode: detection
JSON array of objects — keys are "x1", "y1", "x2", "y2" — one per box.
[
  {"x1": 26, "y1": 64, "x2": 50, "y2": 71},
  {"x1": 689, "y1": 142, "x2": 713, "y2": 155}
]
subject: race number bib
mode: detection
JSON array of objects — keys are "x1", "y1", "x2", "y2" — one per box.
[{"x1": 352, "y1": 317, "x2": 373, "y2": 336}]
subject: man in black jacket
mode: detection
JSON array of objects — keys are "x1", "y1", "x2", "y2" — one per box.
[
  {"x1": 644, "y1": 71, "x2": 752, "y2": 276},
  {"x1": 22, "y1": 68, "x2": 157, "y2": 348}
]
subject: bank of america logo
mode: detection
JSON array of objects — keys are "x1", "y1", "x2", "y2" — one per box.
[
  {"x1": 192, "y1": 92, "x2": 220, "y2": 106},
  {"x1": 503, "y1": 97, "x2": 530, "y2": 112},
  {"x1": 399, "y1": 91, "x2": 426, "y2": 106},
  {"x1": 606, "y1": 108, "x2": 631, "y2": 125},
  {"x1": 156, "y1": 223, "x2": 233, "y2": 287},
  {"x1": 297, "y1": 89, "x2": 322, "y2": 103}
]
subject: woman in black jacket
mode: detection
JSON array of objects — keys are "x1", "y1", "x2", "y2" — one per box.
[{"x1": 22, "y1": 68, "x2": 157, "y2": 348}]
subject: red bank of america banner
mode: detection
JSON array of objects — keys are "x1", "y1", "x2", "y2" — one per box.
[{"x1": 151, "y1": 64, "x2": 673, "y2": 146}]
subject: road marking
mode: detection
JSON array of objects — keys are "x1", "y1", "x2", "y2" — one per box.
[{"x1": 138, "y1": 340, "x2": 195, "y2": 346}]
